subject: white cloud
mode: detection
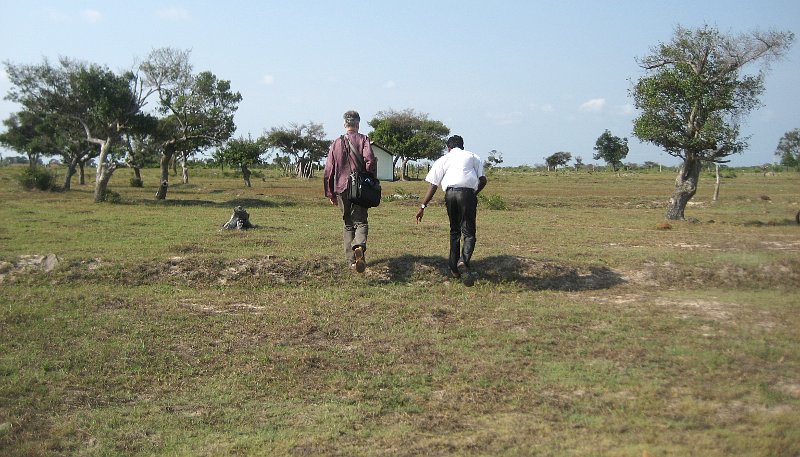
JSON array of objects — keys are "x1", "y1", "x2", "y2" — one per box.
[
  {"x1": 486, "y1": 111, "x2": 523, "y2": 125},
  {"x1": 383, "y1": 80, "x2": 396, "y2": 89},
  {"x1": 579, "y1": 98, "x2": 606, "y2": 112},
  {"x1": 46, "y1": 8, "x2": 69, "y2": 22},
  {"x1": 617, "y1": 104, "x2": 634, "y2": 115},
  {"x1": 157, "y1": 7, "x2": 191, "y2": 21},
  {"x1": 262, "y1": 74, "x2": 275, "y2": 85},
  {"x1": 82, "y1": 9, "x2": 103, "y2": 23},
  {"x1": 530, "y1": 103, "x2": 555, "y2": 113}
]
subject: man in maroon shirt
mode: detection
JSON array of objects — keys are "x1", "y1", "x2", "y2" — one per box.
[{"x1": 324, "y1": 110, "x2": 377, "y2": 272}]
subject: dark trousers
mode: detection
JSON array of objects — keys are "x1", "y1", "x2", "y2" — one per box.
[{"x1": 445, "y1": 188, "x2": 477, "y2": 273}]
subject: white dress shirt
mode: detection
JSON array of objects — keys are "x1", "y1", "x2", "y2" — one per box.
[{"x1": 425, "y1": 147, "x2": 484, "y2": 190}]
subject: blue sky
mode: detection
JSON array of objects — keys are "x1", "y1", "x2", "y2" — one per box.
[{"x1": 1, "y1": 0, "x2": 798, "y2": 167}]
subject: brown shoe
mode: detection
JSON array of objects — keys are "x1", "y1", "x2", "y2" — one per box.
[{"x1": 353, "y1": 246, "x2": 366, "y2": 273}]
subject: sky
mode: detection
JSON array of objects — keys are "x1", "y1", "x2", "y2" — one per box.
[{"x1": 1, "y1": 0, "x2": 798, "y2": 167}]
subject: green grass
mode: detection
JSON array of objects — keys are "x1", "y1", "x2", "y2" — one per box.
[{"x1": 1, "y1": 165, "x2": 798, "y2": 456}]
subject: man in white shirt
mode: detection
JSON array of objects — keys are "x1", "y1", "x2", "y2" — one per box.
[{"x1": 416, "y1": 135, "x2": 487, "y2": 286}]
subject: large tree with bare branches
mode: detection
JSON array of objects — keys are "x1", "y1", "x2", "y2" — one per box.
[
  {"x1": 630, "y1": 25, "x2": 794, "y2": 220},
  {"x1": 140, "y1": 48, "x2": 241, "y2": 199}
]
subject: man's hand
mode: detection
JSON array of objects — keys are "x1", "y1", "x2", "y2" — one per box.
[
  {"x1": 329, "y1": 196, "x2": 338, "y2": 206},
  {"x1": 415, "y1": 208, "x2": 425, "y2": 224}
]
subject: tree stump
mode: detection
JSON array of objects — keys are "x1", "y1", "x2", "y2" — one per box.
[{"x1": 222, "y1": 206, "x2": 254, "y2": 230}]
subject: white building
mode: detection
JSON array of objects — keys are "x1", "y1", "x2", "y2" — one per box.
[{"x1": 370, "y1": 143, "x2": 395, "y2": 182}]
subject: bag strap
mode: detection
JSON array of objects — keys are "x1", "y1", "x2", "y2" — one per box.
[{"x1": 341, "y1": 134, "x2": 366, "y2": 172}]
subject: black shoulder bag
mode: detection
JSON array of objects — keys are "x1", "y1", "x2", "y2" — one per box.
[{"x1": 343, "y1": 135, "x2": 381, "y2": 208}]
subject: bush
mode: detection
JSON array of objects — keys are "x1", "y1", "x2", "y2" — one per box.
[
  {"x1": 17, "y1": 167, "x2": 57, "y2": 191},
  {"x1": 478, "y1": 194, "x2": 509, "y2": 210},
  {"x1": 101, "y1": 189, "x2": 122, "y2": 204}
]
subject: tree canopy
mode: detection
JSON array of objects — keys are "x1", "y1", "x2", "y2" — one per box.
[
  {"x1": 265, "y1": 122, "x2": 329, "y2": 178},
  {"x1": 775, "y1": 128, "x2": 800, "y2": 167},
  {"x1": 216, "y1": 135, "x2": 270, "y2": 187},
  {"x1": 545, "y1": 151, "x2": 572, "y2": 170},
  {"x1": 593, "y1": 130, "x2": 629, "y2": 172},
  {"x1": 368, "y1": 109, "x2": 449, "y2": 180}
]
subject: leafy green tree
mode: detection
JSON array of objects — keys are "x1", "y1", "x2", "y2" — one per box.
[
  {"x1": 545, "y1": 151, "x2": 572, "y2": 171},
  {"x1": 485, "y1": 150, "x2": 504, "y2": 173},
  {"x1": 775, "y1": 128, "x2": 800, "y2": 167},
  {"x1": 368, "y1": 109, "x2": 450, "y2": 181},
  {"x1": 593, "y1": 130, "x2": 629, "y2": 172},
  {"x1": 0, "y1": 111, "x2": 52, "y2": 169},
  {"x1": 217, "y1": 135, "x2": 270, "y2": 187},
  {"x1": 265, "y1": 122, "x2": 329, "y2": 178},
  {"x1": 631, "y1": 25, "x2": 794, "y2": 220},
  {"x1": 122, "y1": 116, "x2": 162, "y2": 186},
  {"x1": 140, "y1": 48, "x2": 242, "y2": 199},
  {"x1": 3, "y1": 58, "x2": 149, "y2": 201}
]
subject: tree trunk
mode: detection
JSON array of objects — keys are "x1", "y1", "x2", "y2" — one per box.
[
  {"x1": 156, "y1": 151, "x2": 173, "y2": 200},
  {"x1": 713, "y1": 163, "x2": 721, "y2": 202},
  {"x1": 295, "y1": 159, "x2": 314, "y2": 179},
  {"x1": 665, "y1": 156, "x2": 702, "y2": 220},
  {"x1": 400, "y1": 158, "x2": 410, "y2": 181},
  {"x1": 242, "y1": 165, "x2": 251, "y2": 187},
  {"x1": 181, "y1": 156, "x2": 189, "y2": 184},
  {"x1": 93, "y1": 140, "x2": 117, "y2": 203},
  {"x1": 133, "y1": 166, "x2": 142, "y2": 182},
  {"x1": 392, "y1": 156, "x2": 400, "y2": 181},
  {"x1": 63, "y1": 157, "x2": 79, "y2": 190},
  {"x1": 79, "y1": 161, "x2": 86, "y2": 185}
]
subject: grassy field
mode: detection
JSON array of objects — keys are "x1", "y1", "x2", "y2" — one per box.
[{"x1": 0, "y1": 165, "x2": 798, "y2": 456}]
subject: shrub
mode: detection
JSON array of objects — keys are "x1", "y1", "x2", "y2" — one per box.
[
  {"x1": 101, "y1": 189, "x2": 122, "y2": 204},
  {"x1": 17, "y1": 167, "x2": 57, "y2": 191},
  {"x1": 478, "y1": 193, "x2": 508, "y2": 210}
]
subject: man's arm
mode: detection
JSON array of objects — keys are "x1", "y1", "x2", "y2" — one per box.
[
  {"x1": 415, "y1": 183, "x2": 438, "y2": 223},
  {"x1": 476, "y1": 176, "x2": 487, "y2": 195}
]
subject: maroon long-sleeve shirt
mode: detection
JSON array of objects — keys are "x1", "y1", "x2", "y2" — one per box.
[{"x1": 324, "y1": 131, "x2": 377, "y2": 198}]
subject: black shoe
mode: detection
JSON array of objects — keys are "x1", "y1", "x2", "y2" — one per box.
[{"x1": 457, "y1": 261, "x2": 474, "y2": 287}]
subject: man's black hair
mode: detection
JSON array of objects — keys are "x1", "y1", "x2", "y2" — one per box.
[{"x1": 446, "y1": 135, "x2": 464, "y2": 150}]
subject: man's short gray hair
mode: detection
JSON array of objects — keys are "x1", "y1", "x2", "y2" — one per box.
[{"x1": 343, "y1": 110, "x2": 360, "y2": 128}]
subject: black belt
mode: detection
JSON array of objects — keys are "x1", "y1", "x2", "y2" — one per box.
[{"x1": 446, "y1": 187, "x2": 474, "y2": 192}]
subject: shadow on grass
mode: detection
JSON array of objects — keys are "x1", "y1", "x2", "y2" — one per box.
[
  {"x1": 133, "y1": 197, "x2": 294, "y2": 208},
  {"x1": 379, "y1": 254, "x2": 624, "y2": 291}
]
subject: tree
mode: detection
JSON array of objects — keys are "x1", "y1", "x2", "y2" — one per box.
[
  {"x1": 3, "y1": 58, "x2": 149, "y2": 201},
  {"x1": 122, "y1": 118, "x2": 161, "y2": 186},
  {"x1": 0, "y1": 111, "x2": 52, "y2": 170},
  {"x1": 485, "y1": 150, "x2": 504, "y2": 173},
  {"x1": 217, "y1": 135, "x2": 270, "y2": 187},
  {"x1": 631, "y1": 25, "x2": 794, "y2": 220},
  {"x1": 593, "y1": 130, "x2": 629, "y2": 172},
  {"x1": 545, "y1": 151, "x2": 572, "y2": 171},
  {"x1": 775, "y1": 128, "x2": 800, "y2": 167},
  {"x1": 368, "y1": 109, "x2": 450, "y2": 180},
  {"x1": 140, "y1": 48, "x2": 241, "y2": 199},
  {"x1": 73, "y1": 64, "x2": 148, "y2": 201},
  {"x1": 264, "y1": 122, "x2": 329, "y2": 178}
]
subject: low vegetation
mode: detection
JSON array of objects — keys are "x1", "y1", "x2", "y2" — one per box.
[{"x1": 1, "y1": 166, "x2": 798, "y2": 456}]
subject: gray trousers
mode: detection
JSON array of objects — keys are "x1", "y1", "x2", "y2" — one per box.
[{"x1": 337, "y1": 195, "x2": 369, "y2": 263}]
